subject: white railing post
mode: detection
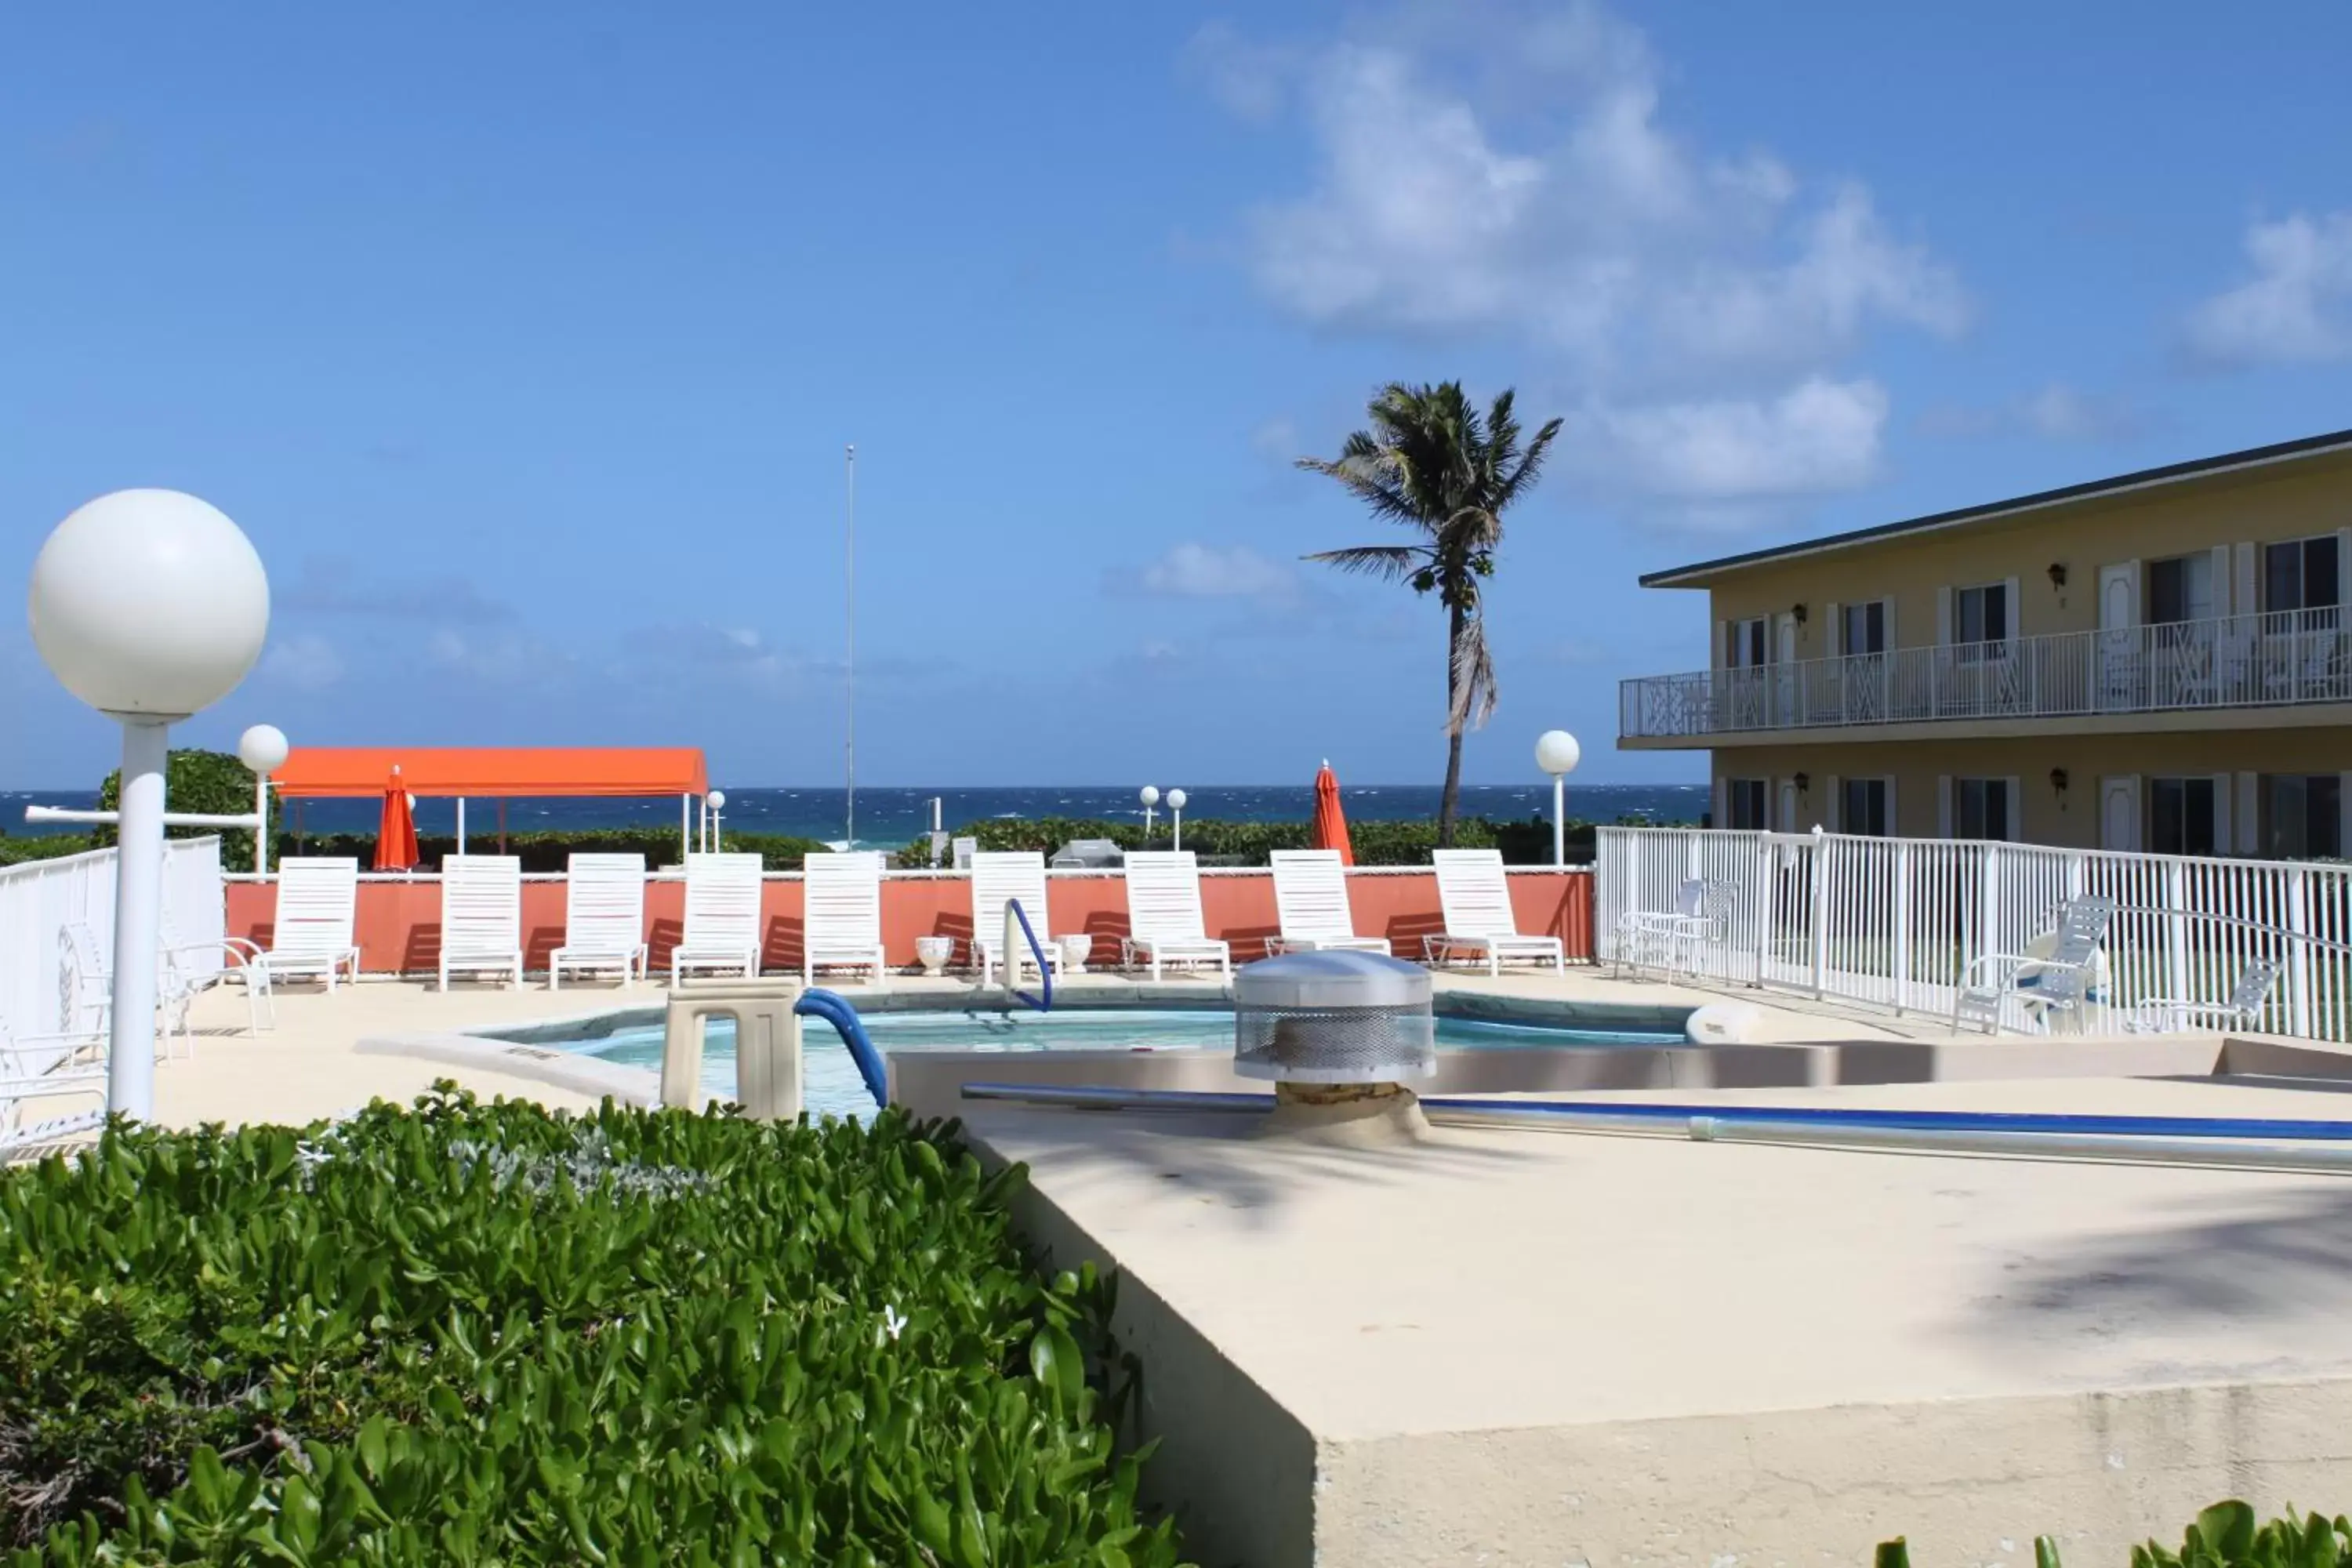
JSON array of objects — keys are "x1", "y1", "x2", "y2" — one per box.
[
  {"x1": 2289, "y1": 868, "x2": 2314, "y2": 1039},
  {"x1": 2163, "y1": 858, "x2": 2190, "y2": 1004},
  {"x1": 1809, "y1": 826, "x2": 1829, "y2": 1000},
  {"x1": 1893, "y1": 839, "x2": 1913, "y2": 1014}
]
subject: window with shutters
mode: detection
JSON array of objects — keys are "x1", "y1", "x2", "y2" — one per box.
[
  {"x1": 2149, "y1": 776, "x2": 2218, "y2": 857},
  {"x1": 2147, "y1": 554, "x2": 2214, "y2": 625},
  {"x1": 1840, "y1": 601, "x2": 1886, "y2": 656},
  {"x1": 1726, "y1": 617, "x2": 1768, "y2": 668},
  {"x1": 1726, "y1": 778, "x2": 1768, "y2": 830},
  {"x1": 1955, "y1": 583, "x2": 2008, "y2": 661},
  {"x1": 2265, "y1": 535, "x2": 2342, "y2": 627},
  {"x1": 1953, "y1": 778, "x2": 2009, "y2": 841},
  {"x1": 2263, "y1": 774, "x2": 2343, "y2": 859}
]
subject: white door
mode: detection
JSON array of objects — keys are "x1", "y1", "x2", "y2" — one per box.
[
  {"x1": 2100, "y1": 775, "x2": 2139, "y2": 851},
  {"x1": 2098, "y1": 563, "x2": 2139, "y2": 710},
  {"x1": 1778, "y1": 779, "x2": 1799, "y2": 832}
]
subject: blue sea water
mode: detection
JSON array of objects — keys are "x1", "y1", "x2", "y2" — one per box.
[{"x1": 4, "y1": 782, "x2": 1706, "y2": 848}]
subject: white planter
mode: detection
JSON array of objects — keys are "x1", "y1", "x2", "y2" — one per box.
[
  {"x1": 915, "y1": 935, "x2": 954, "y2": 977},
  {"x1": 1058, "y1": 934, "x2": 1093, "y2": 975}
]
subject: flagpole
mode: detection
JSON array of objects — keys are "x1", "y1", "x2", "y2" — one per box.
[{"x1": 844, "y1": 442, "x2": 856, "y2": 851}]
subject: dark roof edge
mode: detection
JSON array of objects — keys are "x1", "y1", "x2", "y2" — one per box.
[{"x1": 1639, "y1": 425, "x2": 2352, "y2": 588}]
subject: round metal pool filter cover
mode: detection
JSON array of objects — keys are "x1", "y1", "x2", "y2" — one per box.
[{"x1": 1232, "y1": 950, "x2": 1436, "y2": 1084}]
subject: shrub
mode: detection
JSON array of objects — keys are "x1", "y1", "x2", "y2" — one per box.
[
  {"x1": 0, "y1": 834, "x2": 96, "y2": 868},
  {"x1": 1875, "y1": 1502, "x2": 2352, "y2": 1568},
  {"x1": 95, "y1": 749, "x2": 260, "y2": 869},
  {"x1": 274, "y1": 827, "x2": 828, "y2": 872},
  {"x1": 0, "y1": 1091, "x2": 1186, "y2": 1566}
]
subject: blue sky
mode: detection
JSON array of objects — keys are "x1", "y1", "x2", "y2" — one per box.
[{"x1": 5, "y1": 1, "x2": 2350, "y2": 790}]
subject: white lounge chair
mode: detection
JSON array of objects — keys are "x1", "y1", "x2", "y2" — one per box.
[
  {"x1": 61, "y1": 920, "x2": 271, "y2": 1051},
  {"x1": 2, "y1": 1011, "x2": 108, "y2": 1158},
  {"x1": 804, "y1": 851, "x2": 888, "y2": 985},
  {"x1": 1951, "y1": 896, "x2": 2115, "y2": 1034},
  {"x1": 550, "y1": 853, "x2": 648, "y2": 989},
  {"x1": 253, "y1": 858, "x2": 363, "y2": 992},
  {"x1": 437, "y1": 855, "x2": 524, "y2": 990},
  {"x1": 1424, "y1": 849, "x2": 1566, "y2": 975},
  {"x1": 671, "y1": 852, "x2": 764, "y2": 985},
  {"x1": 2128, "y1": 956, "x2": 2282, "y2": 1035},
  {"x1": 970, "y1": 851, "x2": 1065, "y2": 986},
  {"x1": 1120, "y1": 851, "x2": 1231, "y2": 981},
  {"x1": 1265, "y1": 849, "x2": 1389, "y2": 956}
]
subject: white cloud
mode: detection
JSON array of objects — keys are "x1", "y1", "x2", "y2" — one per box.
[
  {"x1": 425, "y1": 627, "x2": 572, "y2": 685},
  {"x1": 1250, "y1": 416, "x2": 1301, "y2": 463},
  {"x1": 1562, "y1": 377, "x2": 1889, "y2": 530},
  {"x1": 260, "y1": 633, "x2": 345, "y2": 692},
  {"x1": 2184, "y1": 212, "x2": 2352, "y2": 366},
  {"x1": 1137, "y1": 543, "x2": 1298, "y2": 601},
  {"x1": 1917, "y1": 382, "x2": 2143, "y2": 444},
  {"x1": 1193, "y1": 2, "x2": 1966, "y2": 527},
  {"x1": 1216, "y1": 5, "x2": 1962, "y2": 376}
]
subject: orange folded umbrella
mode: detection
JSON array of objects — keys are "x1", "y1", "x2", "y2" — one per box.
[
  {"x1": 1310, "y1": 760, "x2": 1352, "y2": 866},
  {"x1": 375, "y1": 770, "x2": 419, "y2": 871}
]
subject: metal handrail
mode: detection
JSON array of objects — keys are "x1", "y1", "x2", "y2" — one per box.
[{"x1": 1006, "y1": 897, "x2": 1052, "y2": 1013}]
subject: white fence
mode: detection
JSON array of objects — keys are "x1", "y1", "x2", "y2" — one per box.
[
  {"x1": 1, "y1": 837, "x2": 226, "y2": 1041},
  {"x1": 1595, "y1": 826, "x2": 2352, "y2": 1038}
]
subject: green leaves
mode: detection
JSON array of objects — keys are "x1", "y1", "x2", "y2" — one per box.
[
  {"x1": 1884, "y1": 1506, "x2": 2352, "y2": 1568},
  {"x1": 0, "y1": 1091, "x2": 1191, "y2": 1566}
]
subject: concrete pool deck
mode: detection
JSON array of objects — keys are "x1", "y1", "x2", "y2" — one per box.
[{"x1": 967, "y1": 1072, "x2": 2352, "y2": 1567}]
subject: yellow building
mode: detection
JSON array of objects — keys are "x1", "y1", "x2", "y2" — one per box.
[{"x1": 1621, "y1": 427, "x2": 2352, "y2": 857}]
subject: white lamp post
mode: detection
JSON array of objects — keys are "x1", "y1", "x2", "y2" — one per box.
[
  {"x1": 706, "y1": 789, "x2": 726, "y2": 853},
  {"x1": 1167, "y1": 788, "x2": 1188, "y2": 852},
  {"x1": 29, "y1": 490, "x2": 270, "y2": 1120},
  {"x1": 237, "y1": 724, "x2": 289, "y2": 875},
  {"x1": 1138, "y1": 785, "x2": 1160, "y2": 838},
  {"x1": 1535, "y1": 731, "x2": 1582, "y2": 868}
]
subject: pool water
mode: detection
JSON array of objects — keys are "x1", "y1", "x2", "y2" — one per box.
[{"x1": 545, "y1": 1006, "x2": 1680, "y2": 1122}]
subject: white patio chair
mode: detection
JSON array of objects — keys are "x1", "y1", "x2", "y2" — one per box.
[
  {"x1": 1951, "y1": 896, "x2": 2115, "y2": 1034},
  {"x1": 1613, "y1": 877, "x2": 1735, "y2": 981},
  {"x1": 437, "y1": 855, "x2": 524, "y2": 990},
  {"x1": 2128, "y1": 956, "x2": 2283, "y2": 1035},
  {"x1": 2, "y1": 1011, "x2": 108, "y2": 1158},
  {"x1": 64, "y1": 919, "x2": 273, "y2": 1052},
  {"x1": 1119, "y1": 851, "x2": 1231, "y2": 981},
  {"x1": 804, "y1": 851, "x2": 888, "y2": 985},
  {"x1": 254, "y1": 858, "x2": 363, "y2": 992},
  {"x1": 550, "y1": 854, "x2": 648, "y2": 989},
  {"x1": 969, "y1": 851, "x2": 1064, "y2": 987},
  {"x1": 1265, "y1": 849, "x2": 1389, "y2": 956},
  {"x1": 1423, "y1": 849, "x2": 1566, "y2": 975},
  {"x1": 671, "y1": 852, "x2": 764, "y2": 985}
]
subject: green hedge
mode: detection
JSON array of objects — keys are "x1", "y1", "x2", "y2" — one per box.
[
  {"x1": 274, "y1": 826, "x2": 827, "y2": 873},
  {"x1": 1879, "y1": 1501, "x2": 2352, "y2": 1568},
  {"x1": 0, "y1": 1091, "x2": 1185, "y2": 1566},
  {"x1": 892, "y1": 815, "x2": 1621, "y2": 869}
]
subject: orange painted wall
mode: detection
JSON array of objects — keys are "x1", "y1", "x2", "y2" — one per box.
[{"x1": 223, "y1": 870, "x2": 1595, "y2": 975}]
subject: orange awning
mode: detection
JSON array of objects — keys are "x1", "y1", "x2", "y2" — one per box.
[{"x1": 271, "y1": 747, "x2": 710, "y2": 800}]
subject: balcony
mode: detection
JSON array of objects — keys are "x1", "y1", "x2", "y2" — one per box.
[{"x1": 1620, "y1": 608, "x2": 2352, "y2": 742}]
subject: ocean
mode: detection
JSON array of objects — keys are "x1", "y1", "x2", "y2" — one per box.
[{"x1": 3, "y1": 782, "x2": 1708, "y2": 849}]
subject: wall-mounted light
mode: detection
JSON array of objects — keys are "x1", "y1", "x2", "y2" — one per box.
[
  {"x1": 1791, "y1": 602, "x2": 1809, "y2": 626},
  {"x1": 2049, "y1": 767, "x2": 2069, "y2": 798},
  {"x1": 2047, "y1": 562, "x2": 2068, "y2": 589},
  {"x1": 1794, "y1": 771, "x2": 1811, "y2": 793}
]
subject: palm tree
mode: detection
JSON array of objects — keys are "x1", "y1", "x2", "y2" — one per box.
[{"x1": 1298, "y1": 381, "x2": 1563, "y2": 846}]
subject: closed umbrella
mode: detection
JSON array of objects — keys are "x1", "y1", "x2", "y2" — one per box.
[
  {"x1": 1311, "y1": 760, "x2": 1352, "y2": 866},
  {"x1": 375, "y1": 768, "x2": 419, "y2": 872}
]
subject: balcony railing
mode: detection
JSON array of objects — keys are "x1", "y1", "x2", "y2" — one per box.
[{"x1": 1620, "y1": 608, "x2": 2350, "y2": 739}]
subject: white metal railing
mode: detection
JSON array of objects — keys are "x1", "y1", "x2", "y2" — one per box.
[
  {"x1": 1620, "y1": 607, "x2": 2350, "y2": 738},
  {"x1": 1595, "y1": 825, "x2": 2352, "y2": 1039},
  {"x1": 1, "y1": 837, "x2": 225, "y2": 1057}
]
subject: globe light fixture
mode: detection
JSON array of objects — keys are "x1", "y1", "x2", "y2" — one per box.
[
  {"x1": 29, "y1": 490, "x2": 270, "y2": 1119},
  {"x1": 237, "y1": 724, "x2": 290, "y2": 875},
  {"x1": 705, "y1": 789, "x2": 727, "y2": 853},
  {"x1": 1167, "y1": 788, "x2": 1189, "y2": 852},
  {"x1": 1139, "y1": 784, "x2": 1160, "y2": 837},
  {"x1": 1534, "y1": 730, "x2": 1582, "y2": 868}
]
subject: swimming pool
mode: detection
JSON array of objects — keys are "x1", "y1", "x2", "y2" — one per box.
[{"x1": 500, "y1": 1004, "x2": 1684, "y2": 1121}]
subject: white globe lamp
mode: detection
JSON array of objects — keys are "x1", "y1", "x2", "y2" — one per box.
[
  {"x1": 1138, "y1": 784, "x2": 1160, "y2": 837},
  {"x1": 28, "y1": 489, "x2": 270, "y2": 1119},
  {"x1": 1166, "y1": 789, "x2": 1188, "y2": 851},
  {"x1": 237, "y1": 724, "x2": 290, "y2": 876},
  {"x1": 1535, "y1": 730, "x2": 1582, "y2": 868},
  {"x1": 705, "y1": 789, "x2": 726, "y2": 852}
]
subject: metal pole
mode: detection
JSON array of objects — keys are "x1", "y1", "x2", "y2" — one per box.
[
  {"x1": 681, "y1": 793, "x2": 691, "y2": 862},
  {"x1": 456, "y1": 797, "x2": 466, "y2": 855},
  {"x1": 844, "y1": 441, "x2": 856, "y2": 851},
  {"x1": 1552, "y1": 774, "x2": 1566, "y2": 867},
  {"x1": 109, "y1": 719, "x2": 169, "y2": 1119},
  {"x1": 1172, "y1": 808, "x2": 1182, "y2": 852},
  {"x1": 256, "y1": 774, "x2": 270, "y2": 874}
]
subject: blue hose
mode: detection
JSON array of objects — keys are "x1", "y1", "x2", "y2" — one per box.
[
  {"x1": 953, "y1": 1082, "x2": 2352, "y2": 1142},
  {"x1": 796, "y1": 989, "x2": 888, "y2": 1109}
]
